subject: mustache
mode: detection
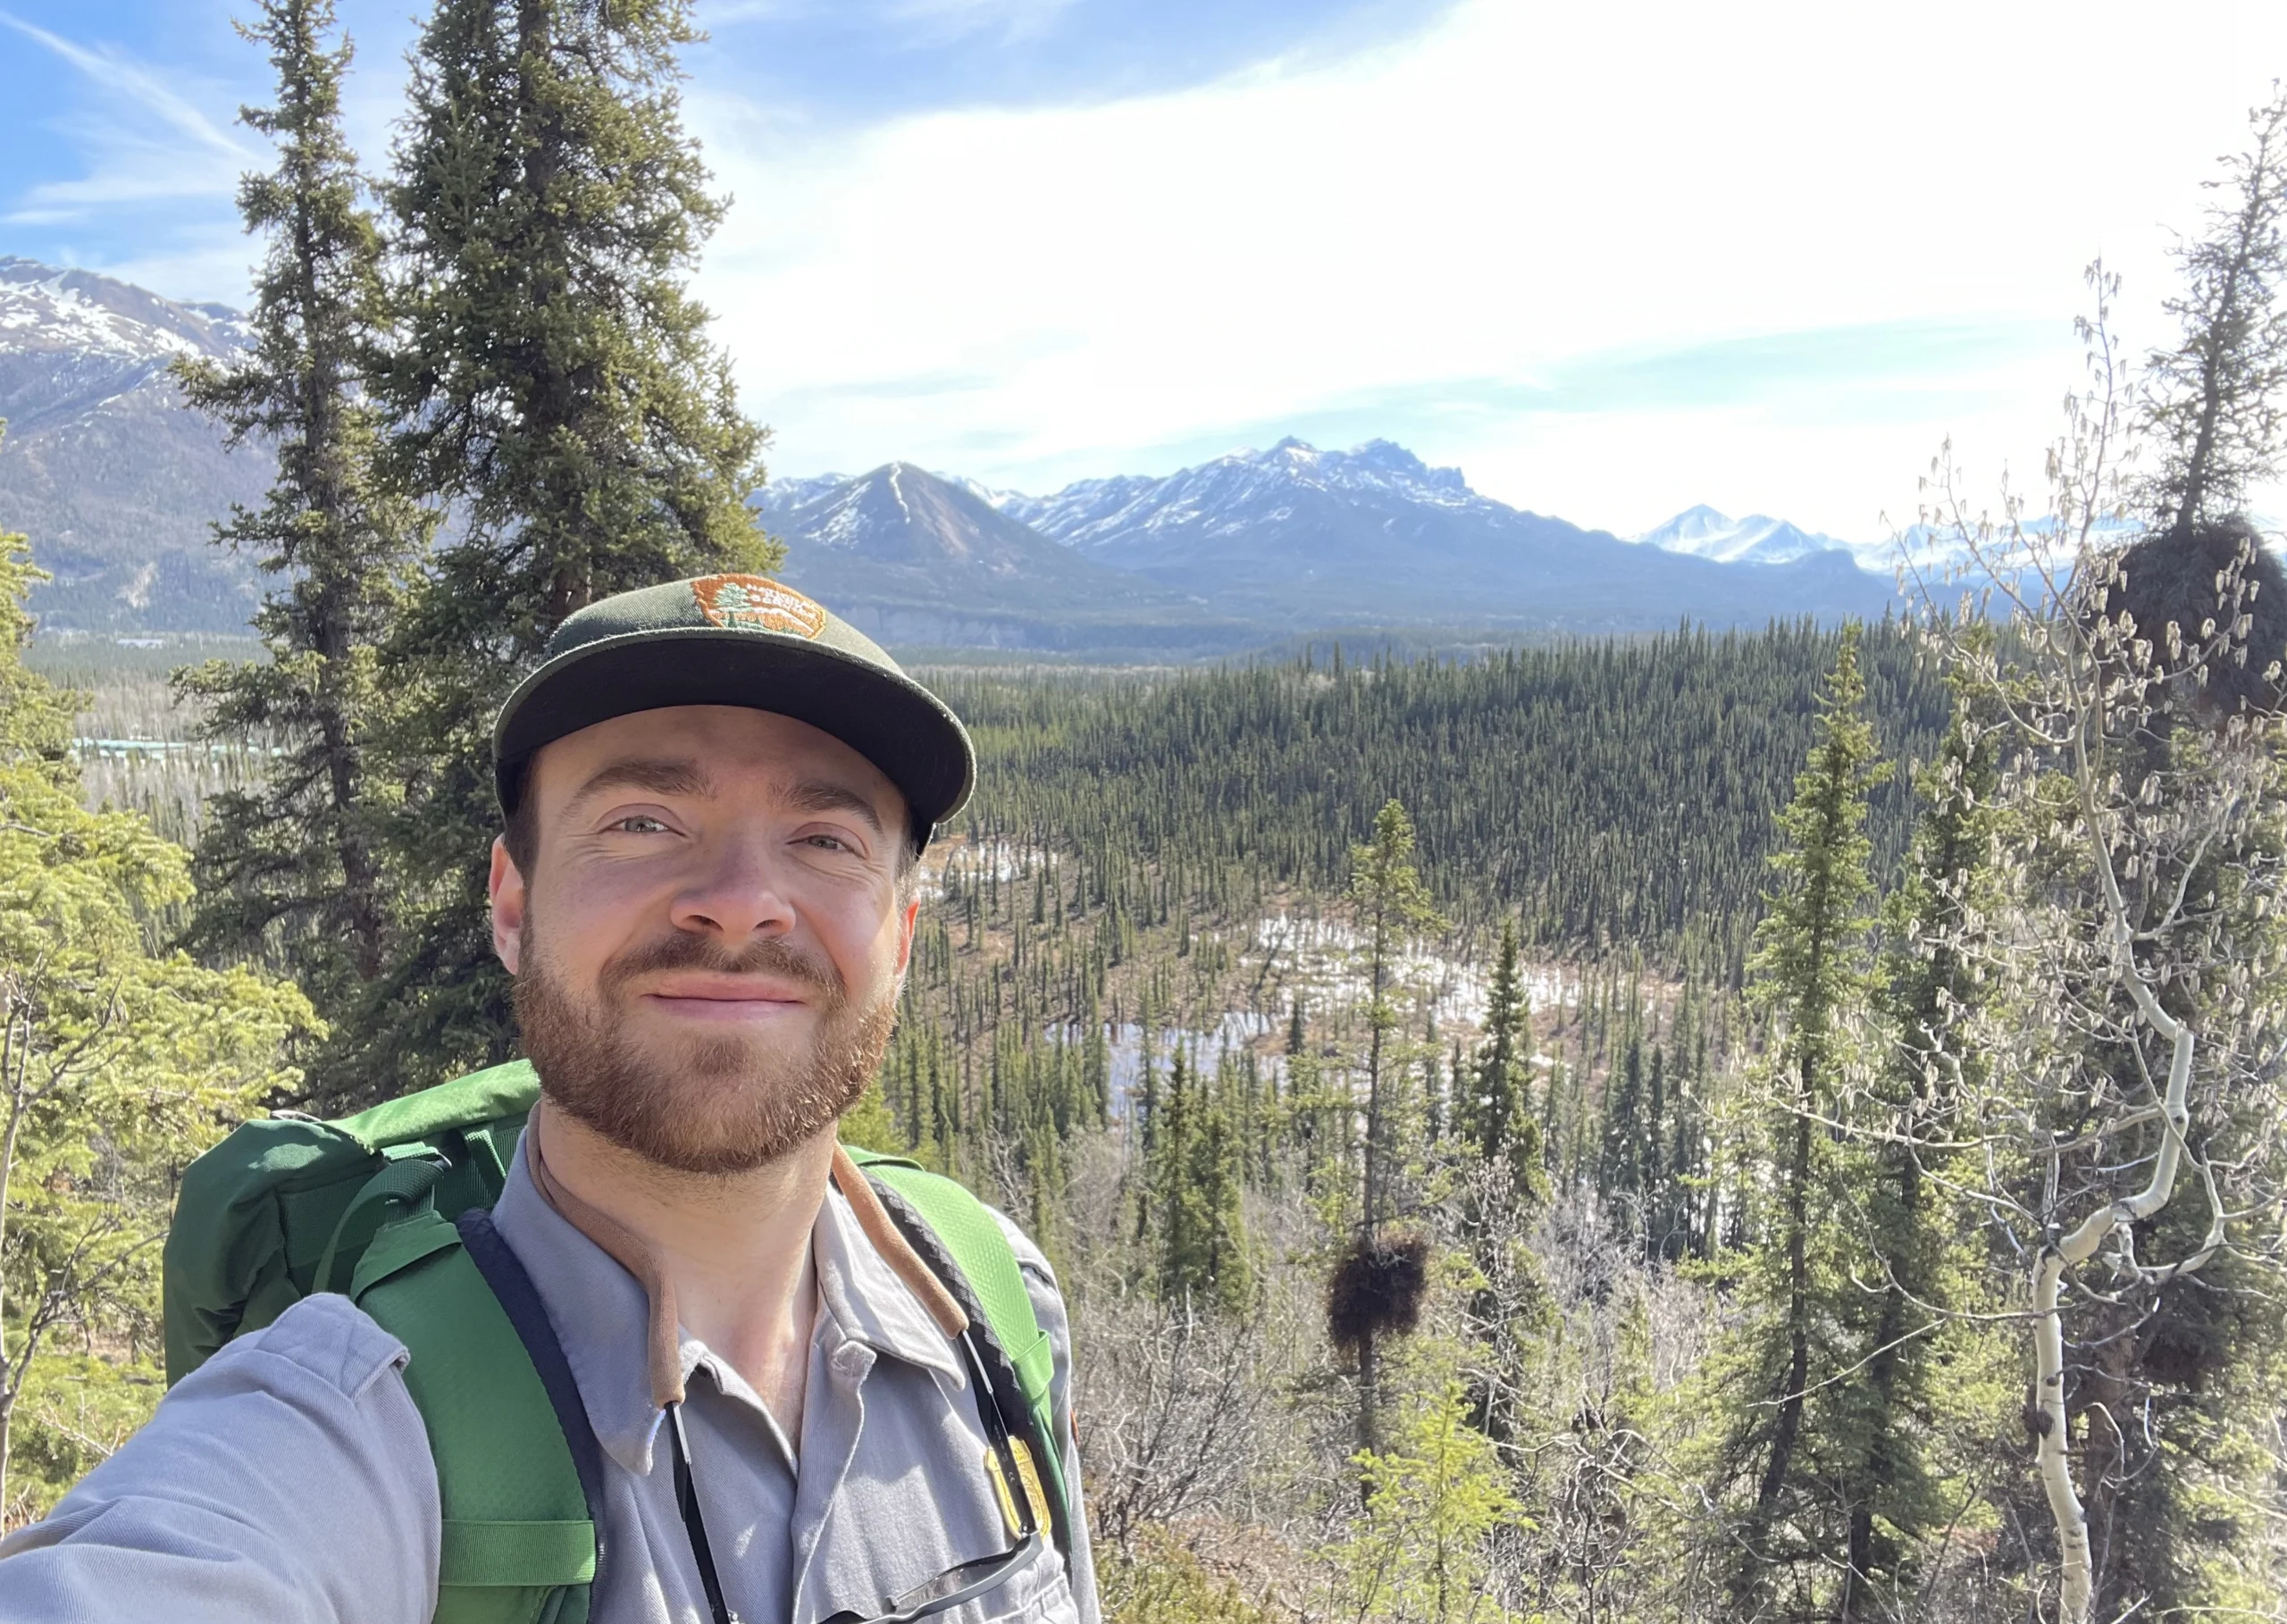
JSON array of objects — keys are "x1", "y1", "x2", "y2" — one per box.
[{"x1": 595, "y1": 931, "x2": 844, "y2": 1000}]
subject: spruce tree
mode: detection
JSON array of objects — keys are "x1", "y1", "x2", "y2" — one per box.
[
  {"x1": 1351, "y1": 799, "x2": 1443, "y2": 1236},
  {"x1": 1833, "y1": 681, "x2": 1999, "y2": 1620},
  {"x1": 1152, "y1": 1044, "x2": 1193, "y2": 1296},
  {"x1": 1598, "y1": 1031, "x2": 1645, "y2": 1211},
  {"x1": 1152, "y1": 1044, "x2": 1250, "y2": 1315},
  {"x1": 1708, "y1": 627, "x2": 1890, "y2": 1619},
  {"x1": 0, "y1": 529, "x2": 314, "y2": 1516},
  {"x1": 1470, "y1": 921, "x2": 1529, "y2": 1170},
  {"x1": 1344, "y1": 799, "x2": 1444, "y2": 1459},
  {"x1": 1187, "y1": 1101, "x2": 1249, "y2": 1312},
  {"x1": 348, "y1": 0, "x2": 776, "y2": 1101},
  {"x1": 172, "y1": 0, "x2": 416, "y2": 1013},
  {"x1": 2139, "y1": 86, "x2": 2287, "y2": 537}
]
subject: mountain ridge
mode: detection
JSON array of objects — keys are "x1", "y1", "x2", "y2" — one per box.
[
  {"x1": 0, "y1": 257, "x2": 269, "y2": 632},
  {"x1": 2, "y1": 255, "x2": 1896, "y2": 648}
]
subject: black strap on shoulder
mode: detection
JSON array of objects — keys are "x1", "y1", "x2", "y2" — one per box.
[
  {"x1": 862, "y1": 1178, "x2": 1075, "y2": 1559},
  {"x1": 456, "y1": 1208, "x2": 612, "y2": 1597}
]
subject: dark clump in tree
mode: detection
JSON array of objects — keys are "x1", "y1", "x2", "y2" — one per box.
[
  {"x1": 2140, "y1": 88, "x2": 2287, "y2": 546},
  {"x1": 2092, "y1": 86, "x2": 2287, "y2": 726},
  {"x1": 172, "y1": 0, "x2": 417, "y2": 1018},
  {"x1": 1326, "y1": 1233, "x2": 1429, "y2": 1352},
  {"x1": 2092, "y1": 517, "x2": 2287, "y2": 719},
  {"x1": 1345, "y1": 799, "x2": 1443, "y2": 1461},
  {"x1": 338, "y1": 0, "x2": 776, "y2": 1104}
]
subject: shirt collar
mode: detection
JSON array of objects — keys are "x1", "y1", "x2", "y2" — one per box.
[
  {"x1": 490, "y1": 1126, "x2": 967, "y2": 1477},
  {"x1": 811, "y1": 1182, "x2": 967, "y2": 1386}
]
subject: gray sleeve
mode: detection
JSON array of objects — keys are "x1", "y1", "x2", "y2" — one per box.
[
  {"x1": 994, "y1": 1212, "x2": 1101, "y2": 1624},
  {"x1": 0, "y1": 1293, "x2": 440, "y2": 1624}
]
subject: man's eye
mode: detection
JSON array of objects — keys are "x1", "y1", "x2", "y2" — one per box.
[
  {"x1": 609, "y1": 815, "x2": 669, "y2": 835},
  {"x1": 806, "y1": 833, "x2": 850, "y2": 852}
]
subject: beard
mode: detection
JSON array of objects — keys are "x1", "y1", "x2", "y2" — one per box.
[{"x1": 514, "y1": 916, "x2": 898, "y2": 1176}]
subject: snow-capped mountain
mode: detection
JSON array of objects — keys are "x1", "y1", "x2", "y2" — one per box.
[
  {"x1": 767, "y1": 463, "x2": 1246, "y2": 655},
  {"x1": 753, "y1": 471, "x2": 853, "y2": 516},
  {"x1": 1634, "y1": 504, "x2": 1867, "y2": 568},
  {"x1": 0, "y1": 257, "x2": 267, "y2": 632},
  {"x1": 999, "y1": 437, "x2": 1484, "y2": 552},
  {"x1": 1, "y1": 255, "x2": 1901, "y2": 646},
  {"x1": 1632, "y1": 505, "x2": 2174, "y2": 580},
  {"x1": 968, "y1": 438, "x2": 1894, "y2": 632}
]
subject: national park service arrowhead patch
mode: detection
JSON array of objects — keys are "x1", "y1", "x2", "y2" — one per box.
[{"x1": 691, "y1": 574, "x2": 829, "y2": 639}]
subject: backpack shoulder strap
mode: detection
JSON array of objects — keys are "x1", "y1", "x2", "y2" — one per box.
[
  {"x1": 841, "y1": 1149, "x2": 1073, "y2": 1552},
  {"x1": 356, "y1": 1208, "x2": 599, "y2": 1624}
]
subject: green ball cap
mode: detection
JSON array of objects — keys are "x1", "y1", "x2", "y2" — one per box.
[{"x1": 492, "y1": 573, "x2": 975, "y2": 850}]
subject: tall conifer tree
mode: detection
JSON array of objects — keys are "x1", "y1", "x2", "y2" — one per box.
[
  {"x1": 347, "y1": 0, "x2": 776, "y2": 1099},
  {"x1": 174, "y1": 0, "x2": 415, "y2": 1014},
  {"x1": 1344, "y1": 799, "x2": 1443, "y2": 1459},
  {"x1": 1470, "y1": 921, "x2": 1529, "y2": 1169},
  {"x1": 1708, "y1": 627, "x2": 1890, "y2": 1620},
  {"x1": 1830, "y1": 680, "x2": 2000, "y2": 1620}
]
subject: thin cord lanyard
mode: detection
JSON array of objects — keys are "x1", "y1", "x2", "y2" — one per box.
[
  {"x1": 669, "y1": 1401, "x2": 742, "y2": 1624},
  {"x1": 665, "y1": 1332, "x2": 1043, "y2": 1624}
]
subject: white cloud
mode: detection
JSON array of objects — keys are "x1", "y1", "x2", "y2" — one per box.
[
  {"x1": 0, "y1": 10, "x2": 260, "y2": 293},
  {"x1": 689, "y1": 0, "x2": 2287, "y2": 537}
]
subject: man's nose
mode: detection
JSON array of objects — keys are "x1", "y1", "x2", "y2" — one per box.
[{"x1": 668, "y1": 835, "x2": 795, "y2": 941}]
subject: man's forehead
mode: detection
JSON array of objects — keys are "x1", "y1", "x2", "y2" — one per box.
[{"x1": 534, "y1": 704, "x2": 904, "y2": 809}]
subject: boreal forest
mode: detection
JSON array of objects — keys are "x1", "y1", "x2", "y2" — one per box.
[{"x1": 4, "y1": 4, "x2": 2287, "y2": 1623}]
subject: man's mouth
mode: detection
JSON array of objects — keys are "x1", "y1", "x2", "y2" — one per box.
[{"x1": 638, "y1": 977, "x2": 814, "y2": 1021}]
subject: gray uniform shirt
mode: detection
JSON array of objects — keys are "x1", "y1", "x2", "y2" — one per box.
[{"x1": 0, "y1": 1138, "x2": 1098, "y2": 1624}]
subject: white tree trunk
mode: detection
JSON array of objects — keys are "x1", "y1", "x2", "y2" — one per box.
[{"x1": 2030, "y1": 804, "x2": 2203, "y2": 1624}]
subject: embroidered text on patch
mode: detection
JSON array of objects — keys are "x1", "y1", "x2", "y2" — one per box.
[{"x1": 691, "y1": 575, "x2": 828, "y2": 638}]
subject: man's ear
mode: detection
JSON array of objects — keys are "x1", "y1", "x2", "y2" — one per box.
[
  {"x1": 490, "y1": 835, "x2": 527, "y2": 974},
  {"x1": 892, "y1": 898, "x2": 919, "y2": 980}
]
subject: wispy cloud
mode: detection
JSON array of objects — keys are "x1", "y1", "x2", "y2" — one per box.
[
  {"x1": 0, "y1": 11, "x2": 256, "y2": 226},
  {"x1": 8, "y1": 0, "x2": 2287, "y2": 537},
  {"x1": 1, "y1": 13, "x2": 249, "y2": 156},
  {"x1": 691, "y1": 0, "x2": 2287, "y2": 534},
  {"x1": 698, "y1": 0, "x2": 1461, "y2": 122}
]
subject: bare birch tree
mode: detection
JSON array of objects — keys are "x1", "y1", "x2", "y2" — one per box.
[{"x1": 1906, "y1": 247, "x2": 2287, "y2": 1623}]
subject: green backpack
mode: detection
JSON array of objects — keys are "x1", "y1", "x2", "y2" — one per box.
[{"x1": 164, "y1": 1060, "x2": 1071, "y2": 1624}]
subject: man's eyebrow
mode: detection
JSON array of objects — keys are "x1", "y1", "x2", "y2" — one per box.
[
  {"x1": 564, "y1": 758, "x2": 714, "y2": 812},
  {"x1": 785, "y1": 779, "x2": 886, "y2": 836}
]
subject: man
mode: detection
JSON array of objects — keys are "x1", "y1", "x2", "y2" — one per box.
[{"x1": 0, "y1": 574, "x2": 1100, "y2": 1624}]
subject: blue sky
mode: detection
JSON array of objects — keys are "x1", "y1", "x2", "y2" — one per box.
[{"x1": 5, "y1": 0, "x2": 2287, "y2": 537}]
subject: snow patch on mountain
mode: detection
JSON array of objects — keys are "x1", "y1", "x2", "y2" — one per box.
[
  {"x1": 991, "y1": 436, "x2": 1501, "y2": 554},
  {"x1": 0, "y1": 257, "x2": 249, "y2": 366},
  {"x1": 1634, "y1": 505, "x2": 1865, "y2": 567}
]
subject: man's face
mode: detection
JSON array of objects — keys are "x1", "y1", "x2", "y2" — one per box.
[{"x1": 489, "y1": 705, "x2": 919, "y2": 1175}]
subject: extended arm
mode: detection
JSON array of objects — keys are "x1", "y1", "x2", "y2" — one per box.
[{"x1": 0, "y1": 1293, "x2": 439, "y2": 1624}]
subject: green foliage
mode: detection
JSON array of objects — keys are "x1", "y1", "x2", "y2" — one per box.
[
  {"x1": 932, "y1": 623, "x2": 1943, "y2": 977},
  {"x1": 1353, "y1": 800, "x2": 1445, "y2": 1237},
  {"x1": 1150, "y1": 1047, "x2": 1252, "y2": 1312},
  {"x1": 0, "y1": 532, "x2": 312, "y2": 1520},
  {"x1": 1702, "y1": 627, "x2": 1893, "y2": 1619},
  {"x1": 1101, "y1": 1528, "x2": 1277, "y2": 1624},
  {"x1": 1836, "y1": 670, "x2": 2007, "y2": 1617},
  {"x1": 333, "y1": 0, "x2": 778, "y2": 1105},
  {"x1": 172, "y1": 0, "x2": 418, "y2": 1018},
  {"x1": 1328, "y1": 1374, "x2": 1521, "y2": 1624},
  {"x1": 1467, "y1": 923, "x2": 1533, "y2": 1175},
  {"x1": 2138, "y1": 85, "x2": 2287, "y2": 535}
]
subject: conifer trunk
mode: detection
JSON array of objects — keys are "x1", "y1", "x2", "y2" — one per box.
[{"x1": 1755, "y1": 1092, "x2": 1814, "y2": 1526}]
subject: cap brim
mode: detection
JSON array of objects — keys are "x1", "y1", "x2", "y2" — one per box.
[{"x1": 492, "y1": 627, "x2": 975, "y2": 845}]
